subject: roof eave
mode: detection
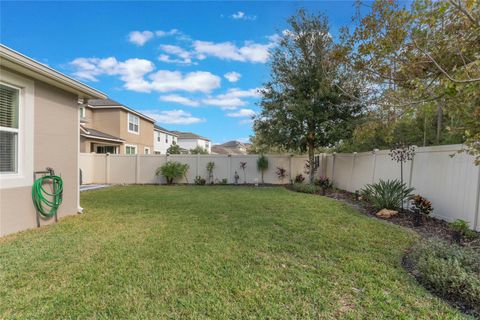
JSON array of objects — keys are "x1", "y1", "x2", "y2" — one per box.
[{"x1": 0, "y1": 44, "x2": 107, "y2": 99}]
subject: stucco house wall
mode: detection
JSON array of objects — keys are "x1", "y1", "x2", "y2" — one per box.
[
  {"x1": 0, "y1": 45, "x2": 106, "y2": 236},
  {"x1": 153, "y1": 129, "x2": 178, "y2": 154},
  {"x1": 177, "y1": 138, "x2": 211, "y2": 153}
]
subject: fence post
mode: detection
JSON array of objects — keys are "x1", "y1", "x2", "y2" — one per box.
[
  {"x1": 349, "y1": 152, "x2": 357, "y2": 191},
  {"x1": 331, "y1": 153, "x2": 336, "y2": 185},
  {"x1": 228, "y1": 155, "x2": 232, "y2": 183},
  {"x1": 196, "y1": 154, "x2": 200, "y2": 178},
  {"x1": 105, "y1": 154, "x2": 110, "y2": 184},
  {"x1": 371, "y1": 149, "x2": 378, "y2": 184},
  {"x1": 474, "y1": 165, "x2": 480, "y2": 231},
  {"x1": 135, "y1": 154, "x2": 140, "y2": 184},
  {"x1": 289, "y1": 155, "x2": 293, "y2": 183}
]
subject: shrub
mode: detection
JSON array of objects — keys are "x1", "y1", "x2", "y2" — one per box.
[
  {"x1": 361, "y1": 179, "x2": 414, "y2": 210},
  {"x1": 407, "y1": 238, "x2": 480, "y2": 315},
  {"x1": 276, "y1": 167, "x2": 287, "y2": 182},
  {"x1": 449, "y1": 219, "x2": 478, "y2": 243},
  {"x1": 410, "y1": 195, "x2": 433, "y2": 226},
  {"x1": 206, "y1": 161, "x2": 215, "y2": 184},
  {"x1": 190, "y1": 146, "x2": 208, "y2": 154},
  {"x1": 156, "y1": 161, "x2": 189, "y2": 184},
  {"x1": 314, "y1": 176, "x2": 333, "y2": 195},
  {"x1": 167, "y1": 144, "x2": 181, "y2": 154},
  {"x1": 194, "y1": 176, "x2": 206, "y2": 185},
  {"x1": 292, "y1": 183, "x2": 320, "y2": 194},
  {"x1": 257, "y1": 155, "x2": 269, "y2": 184},
  {"x1": 411, "y1": 195, "x2": 433, "y2": 215},
  {"x1": 220, "y1": 178, "x2": 228, "y2": 185},
  {"x1": 294, "y1": 174, "x2": 305, "y2": 183}
]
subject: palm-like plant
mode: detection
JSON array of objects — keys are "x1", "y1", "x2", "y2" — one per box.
[
  {"x1": 156, "y1": 161, "x2": 189, "y2": 184},
  {"x1": 257, "y1": 155, "x2": 269, "y2": 184},
  {"x1": 361, "y1": 179, "x2": 414, "y2": 210}
]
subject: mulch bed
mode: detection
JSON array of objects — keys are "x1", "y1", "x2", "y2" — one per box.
[{"x1": 324, "y1": 189, "x2": 480, "y2": 249}]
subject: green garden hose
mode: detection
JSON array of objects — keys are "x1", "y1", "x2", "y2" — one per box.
[{"x1": 32, "y1": 175, "x2": 63, "y2": 218}]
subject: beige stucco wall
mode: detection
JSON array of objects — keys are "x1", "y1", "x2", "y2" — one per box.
[
  {"x1": 118, "y1": 110, "x2": 154, "y2": 154},
  {"x1": 84, "y1": 108, "x2": 154, "y2": 155},
  {"x1": 0, "y1": 73, "x2": 80, "y2": 236}
]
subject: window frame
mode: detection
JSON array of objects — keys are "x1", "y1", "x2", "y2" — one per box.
[
  {"x1": 125, "y1": 144, "x2": 137, "y2": 155},
  {"x1": 0, "y1": 70, "x2": 34, "y2": 189},
  {"x1": 79, "y1": 106, "x2": 86, "y2": 119},
  {"x1": 127, "y1": 112, "x2": 140, "y2": 134},
  {"x1": 144, "y1": 147, "x2": 150, "y2": 155}
]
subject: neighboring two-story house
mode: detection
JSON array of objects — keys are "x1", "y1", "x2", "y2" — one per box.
[
  {"x1": 80, "y1": 99, "x2": 155, "y2": 155},
  {"x1": 172, "y1": 131, "x2": 211, "y2": 154},
  {"x1": 153, "y1": 125, "x2": 179, "y2": 154}
]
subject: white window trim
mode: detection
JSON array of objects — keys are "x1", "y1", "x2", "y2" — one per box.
[
  {"x1": 0, "y1": 70, "x2": 34, "y2": 189},
  {"x1": 144, "y1": 147, "x2": 150, "y2": 155},
  {"x1": 125, "y1": 144, "x2": 137, "y2": 155},
  {"x1": 127, "y1": 112, "x2": 140, "y2": 135}
]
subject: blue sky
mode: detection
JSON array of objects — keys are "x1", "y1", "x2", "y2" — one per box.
[{"x1": 1, "y1": 1, "x2": 361, "y2": 144}]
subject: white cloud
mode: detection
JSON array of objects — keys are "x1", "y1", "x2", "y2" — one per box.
[
  {"x1": 148, "y1": 70, "x2": 221, "y2": 93},
  {"x1": 145, "y1": 109, "x2": 205, "y2": 125},
  {"x1": 128, "y1": 31, "x2": 154, "y2": 46},
  {"x1": 158, "y1": 45, "x2": 194, "y2": 64},
  {"x1": 70, "y1": 57, "x2": 154, "y2": 92},
  {"x1": 193, "y1": 40, "x2": 273, "y2": 63},
  {"x1": 202, "y1": 88, "x2": 260, "y2": 110},
  {"x1": 224, "y1": 71, "x2": 241, "y2": 83},
  {"x1": 70, "y1": 57, "x2": 220, "y2": 93},
  {"x1": 155, "y1": 29, "x2": 179, "y2": 37},
  {"x1": 230, "y1": 11, "x2": 256, "y2": 20},
  {"x1": 159, "y1": 94, "x2": 200, "y2": 107},
  {"x1": 226, "y1": 108, "x2": 256, "y2": 118}
]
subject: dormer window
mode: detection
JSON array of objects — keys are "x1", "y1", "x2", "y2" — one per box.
[{"x1": 128, "y1": 113, "x2": 139, "y2": 134}]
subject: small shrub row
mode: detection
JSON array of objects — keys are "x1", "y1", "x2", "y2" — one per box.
[
  {"x1": 407, "y1": 238, "x2": 480, "y2": 316},
  {"x1": 292, "y1": 183, "x2": 320, "y2": 194}
]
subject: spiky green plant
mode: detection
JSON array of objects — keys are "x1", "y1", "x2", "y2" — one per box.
[
  {"x1": 156, "y1": 161, "x2": 189, "y2": 184},
  {"x1": 361, "y1": 179, "x2": 414, "y2": 210}
]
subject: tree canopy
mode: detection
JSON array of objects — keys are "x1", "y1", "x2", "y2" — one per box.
[{"x1": 253, "y1": 10, "x2": 365, "y2": 181}]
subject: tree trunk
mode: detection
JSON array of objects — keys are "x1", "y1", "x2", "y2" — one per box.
[{"x1": 308, "y1": 142, "x2": 315, "y2": 184}]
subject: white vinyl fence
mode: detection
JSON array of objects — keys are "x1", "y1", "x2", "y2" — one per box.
[
  {"x1": 320, "y1": 144, "x2": 480, "y2": 231},
  {"x1": 79, "y1": 153, "x2": 309, "y2": 186},
  {"x1": 79, "y1": 144, "x2": 480, "y2": 231}
]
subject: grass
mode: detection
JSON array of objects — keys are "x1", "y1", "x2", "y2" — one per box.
[{"x1": 0, "y1": 186, "x2": 469, "y2": 319}]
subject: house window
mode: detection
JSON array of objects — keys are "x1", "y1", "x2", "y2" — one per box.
[
  {"x1": 79, "y1": 107, "x2": 86, "y2": 119},
  {"x1": 165, "y1": 135, "x2": 168, "y2": 143},
  {"x1": 125, "y1": 145, "x2": 137, "y2": 155},
  {"x1": 205, "y1": 142, "x2": 209, "y2": 149},
  {"x1": 128, "y1": 113, "x2": 139, "y2": 133},
  {"x1": 144, "y1": 147, "x2": 150, "y2": 155},
  {"x1": 96, "y1": 145, "x2": 117, "y2": 154},
  {"x1": 0, "y1": 84, "x2": 19, "y2": 173},
  {"x1": 157, "y1": 132, "x2": 161, "y2": 142}
]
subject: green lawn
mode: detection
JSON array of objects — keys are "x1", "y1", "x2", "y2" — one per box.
[{"x1": 0, "y1": 186, "x2": 467, "y2": 319}]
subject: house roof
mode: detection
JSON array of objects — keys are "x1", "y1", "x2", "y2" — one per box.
[
  {"x1": 171, "y1": 131, "x2": 210, "y2": 141},
  {"x1": 220, "y1": 140, "x2": 247, "y2": 148},
  {"x1": 154, "y1": 124, "x2": 178, "y2": 136},
  {"x1": 87, "y1": 98, "x2": 156, "y2": 123},
  {"x1": 80, "y1": 126, "x2": 124, "y2": 143},
  {"x1": 0, "y1": 45, "x2": 106, "y2": 99}
]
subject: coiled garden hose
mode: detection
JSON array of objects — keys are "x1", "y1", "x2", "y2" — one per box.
[{"x1": 32, "y1": 175, "x2": 63, "y2": 218}]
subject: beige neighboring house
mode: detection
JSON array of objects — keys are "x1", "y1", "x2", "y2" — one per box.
[
  {"x1": 80, "y1": 99, "x2": 155, "y2": 155},
  {"x1": 0, "y1": 45, "x2": 106, "y2": 236},
  {"x1": 172, "y1": 131, "x2": 211, "y2": 153}
]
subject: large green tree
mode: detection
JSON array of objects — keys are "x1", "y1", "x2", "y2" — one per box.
[
  {"x1": 340, "y1": 0, "x2": 479, "y2": 162},
  {"x1": 253, "y1": 10, "x2": 364, "y2": 182}
]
